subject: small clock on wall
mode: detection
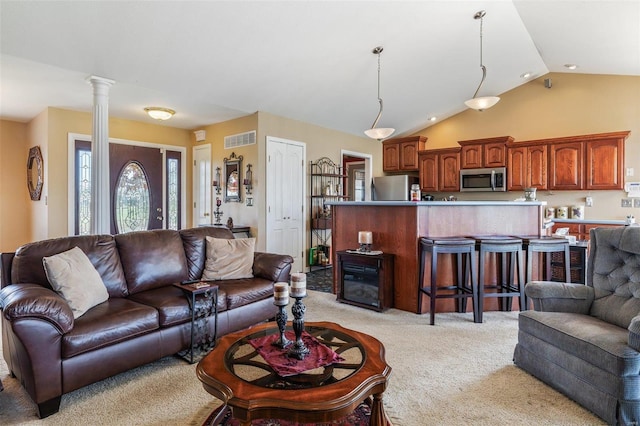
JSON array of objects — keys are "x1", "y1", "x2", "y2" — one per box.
[{"x1": 27, "y1": 146, "x2": 43, "y2": 201}]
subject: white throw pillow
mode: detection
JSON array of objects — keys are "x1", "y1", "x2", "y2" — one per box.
[
  {"x1": 42, "y1": 246, "x2": 109, "y2": 318},
  {"x1": 202, "y1": 237, "x2": 255, "y2": 280}
]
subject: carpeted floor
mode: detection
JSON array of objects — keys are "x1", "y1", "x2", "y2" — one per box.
[{"x1": 0, "y1": 290, "x2": 605, "y2": 425}]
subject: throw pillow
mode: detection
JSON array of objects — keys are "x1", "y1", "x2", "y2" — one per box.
[
  {"x1": 42, "y1": 246, "x2": 109, "y2": 318},
  {"x1": 202, "y1": 237, "x2": 255, "y2": 280}
]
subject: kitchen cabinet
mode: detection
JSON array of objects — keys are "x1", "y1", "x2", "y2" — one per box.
[
  {"x1": 507, "y1": 141, "x2": 547, "y2": 190},
  {"x1": 585, "y1": 137, "x2": 625, "y2": 190},
  {"x1": 458, "y1": 136, "x2": 512, "y2": 169},
  {"x1": 418, "y1": 148, "x2": 460, "y2": 192},
  {"x1": 382, "y1": 136, "x2": 427, "y2": 172},
  {"x1": 546, "y1": 131, "x2": 628, "y2": 190}
]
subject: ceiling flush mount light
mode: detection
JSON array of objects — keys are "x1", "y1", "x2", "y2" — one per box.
[
  {"x1": 364, "y1": 46, "x2": 395, "y2": 140},
  {"x1": 144, "y1": 107, "x2": 175, "y2": 120},
  {"x1": 464, "y1": 10, "x2": 500, "y2": 111},
  {"x1": 564, "y1": 64, "x2": 578, "y2": 70}
]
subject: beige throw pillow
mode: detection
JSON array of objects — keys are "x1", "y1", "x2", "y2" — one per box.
[
  {"x1": 42, "y1": 246, "x2": 109, "y2": 319},
  {"x1": 203, "y1": 237, "x2": 255, "y2": 280}
]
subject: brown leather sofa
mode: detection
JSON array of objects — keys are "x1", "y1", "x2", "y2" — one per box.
[{"x1": 0, "y1": 226, "x2": 293, "y2": 418}]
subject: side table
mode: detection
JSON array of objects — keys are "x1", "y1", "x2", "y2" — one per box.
[{"x1": 173, "y1": 281, "x2": 219, "y2": 363}]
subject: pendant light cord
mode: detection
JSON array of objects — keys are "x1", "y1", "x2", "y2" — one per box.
[
  {"x1": 471, "y1": 12, "x2": 486, "y2": 100},
  {"x1": 371, "y1": 49, "x2": 383, "y2": 129}
]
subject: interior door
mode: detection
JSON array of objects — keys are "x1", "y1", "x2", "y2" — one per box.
[
  {"x1": 109, "y1": 143, "x2": 163, "y2": 234},
  {"x1": 193, "y1": 144, "x2": 212, "y2": 226},
  {"x1": 266, "y1": 137, "x2": 305, "y2": 272}
]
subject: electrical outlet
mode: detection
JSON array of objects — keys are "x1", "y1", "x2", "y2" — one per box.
[
  {"x1": 622, "y1": 199, "x2": 633, "y2": 208},
  {"x1": 634, "y1": 199, "x2": 640, "y2": 208},
  {"x1": 585, "y1": 196, "x2": 593, "y2": 207},
  {"x1": 627, "y1": 168, "x2": 635, "y2": 177}
]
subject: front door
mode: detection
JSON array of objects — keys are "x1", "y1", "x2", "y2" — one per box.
[{"x1": 109, "y1": 143, "x2": 164, "y2": 234}]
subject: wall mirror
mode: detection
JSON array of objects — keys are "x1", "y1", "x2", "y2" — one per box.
[
  {"x1": 224, "y1": 152, "x2": 243, "y2": 202},
  {"x1": 27, "y1": 146, "x2": 44, "y2": 201}
]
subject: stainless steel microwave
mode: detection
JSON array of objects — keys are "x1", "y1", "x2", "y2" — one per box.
[{"x1": 459, "y1": 167, "x2": 507, "y2": 192}]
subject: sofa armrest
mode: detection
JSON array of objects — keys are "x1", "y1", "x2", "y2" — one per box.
[
  {"x1": 253, "y1": 252, "x2": 294, "y2": 282},
  {"x1": 525, "y1": 281, "x2": 594, "y2": 313},
  {"x1": 628, "y1": 316, "x2": 640, "y2": 351},
  {"x1": 0, "y1": 283, "x2": 74, "y2": 334}
]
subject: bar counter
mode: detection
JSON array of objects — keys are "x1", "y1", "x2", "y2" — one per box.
[{"x1": 328, "y1": 201, "x2": 546, "y2": 314}]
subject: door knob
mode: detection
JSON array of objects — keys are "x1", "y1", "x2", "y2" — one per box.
[
  {"x1": 156, "y1": 216, "x2": 164, "y2": 221},
  {"x1": 157, "y1": 207, "x2": 163, "y2": 212}
]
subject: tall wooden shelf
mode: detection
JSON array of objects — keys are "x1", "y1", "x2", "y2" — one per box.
[{"x1": 309, "y1": 157, "x2": 346, "y2": 271}]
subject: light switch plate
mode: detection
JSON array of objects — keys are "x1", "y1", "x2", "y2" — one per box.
[
  {"x1": 634, "y1": 199, "x2": 640, "y2": 208},
  {"x1": 622, "y1": 199, "x2": 633, "y2": 208}
]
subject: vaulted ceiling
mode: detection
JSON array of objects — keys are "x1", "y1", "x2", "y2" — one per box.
[{"x1": 1, "y1": 1, "x2": 638, "y2": 138}]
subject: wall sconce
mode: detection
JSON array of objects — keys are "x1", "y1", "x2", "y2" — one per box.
[
  {"x1": 213, "y1": 167, "x2": 222, "y2": 195},
  {"x1": 243, "y1": 164, "x2": 253, "y2": 195}
]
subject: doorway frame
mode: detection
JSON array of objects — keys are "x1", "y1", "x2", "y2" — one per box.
[
  {"x1": 67, "y1": 133, "x2": 187, "y2": 235},
  {"x1": 341, "y1": 149, "x2": 373, "y2": 201}
]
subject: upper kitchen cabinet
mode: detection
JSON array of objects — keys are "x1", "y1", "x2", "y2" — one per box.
[
  {"x1": 548, "y1": 131, "x2": 629, "y2": 190},
  {"x1": 382, "y1": 136, "x2": 427, "y2": 172},
  {"x1": 458, "y1": 136, "x2": 513, "y2": 169},
  {"x1": 507, "y1": 141, "x2": 547, "y2": 191},
  {"x1": 418, "y1": 148, "x2": 460, "y2": 192}
]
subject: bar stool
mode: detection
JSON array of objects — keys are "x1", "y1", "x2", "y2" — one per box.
[
  {"x1": 471, "y1": 236, "x2": 525, "y2": 323},
  {"x1": 519, "y1": 236, "x2": 571, "y2": 285},
  {"x1": 418, "y1": 237, "x2": 479, "y2": 325}
]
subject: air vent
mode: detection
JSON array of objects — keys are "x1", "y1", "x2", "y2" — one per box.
[{"x1": 224, "y1": 131, "x2": 256, "y2": 149}]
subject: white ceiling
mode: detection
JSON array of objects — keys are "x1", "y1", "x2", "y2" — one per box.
[{"x1": 1, "y1": 1, "x2": 638, "y2": 138}]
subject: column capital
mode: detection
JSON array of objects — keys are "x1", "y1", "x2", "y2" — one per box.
[{"x1": 86, "y1": 75, "x2": 115, "y2": 87}]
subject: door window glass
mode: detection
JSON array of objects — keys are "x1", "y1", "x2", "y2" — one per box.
[{"x1": 114, "y1": 162, "x2": 150, "y2": 233}]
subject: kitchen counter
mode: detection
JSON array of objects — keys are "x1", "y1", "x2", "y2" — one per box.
[
  {"x1": 329, "y1": 201, "x2": 546, "y2": 313},
  {"x1": 552, "y1": 218, "x2": 627, "y2": 226}
]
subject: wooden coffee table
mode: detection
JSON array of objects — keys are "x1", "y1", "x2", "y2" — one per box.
[{"x1": 196, "y1": 321, "x2": 391, "y2": 425}]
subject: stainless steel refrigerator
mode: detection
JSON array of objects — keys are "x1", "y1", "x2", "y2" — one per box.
[{"x1": 372, "y1": 175, "x2": 419, "y2": 201}]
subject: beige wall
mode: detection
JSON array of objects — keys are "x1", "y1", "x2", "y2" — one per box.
[
  {"x1": 413, "y1": 73, "x2": 640, "y2": 221},
  {"x1": 0, "y1": 120, "x2": 31, "y2": 251},
  {"x1": 194, "y1": 111, "x2": 380, "y2": 250}
]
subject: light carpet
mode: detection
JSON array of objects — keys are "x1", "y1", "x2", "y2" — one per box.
[{"x1": 0, "y1": 290, "x2": 604, "y2": 425}]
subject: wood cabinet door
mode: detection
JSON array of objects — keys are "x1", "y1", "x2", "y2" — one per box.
[
  {"x1": 585, "y1": 138, "x2": 624, "y2": 190},
  {"x1": 549, "y1": 142, "x2": 583, "y2": 190},
  {"x1": 439, "y1": 151, "x2": 460, "y2": 191},
  {"x1": 399, "y1": 141, "x2": 419, "y2": 171},
  {"x1": 419, "y1": 152, "x2": 438, "y2": 192},
  {"x1": 382, "y1": 142, "x2": 399, "y2": 172},
  {"x1": 507, "y1": 146, "x2": 526, "y2": 190},
  {"x1": 460, "y1": 144, "x2": 482, "y2": 169},
  {"x1": 528, "y1": 144, "x2": 548, "y2": 189},
  {"x1": 484, "y1": 142, "x2": 506, "y2": 167}
]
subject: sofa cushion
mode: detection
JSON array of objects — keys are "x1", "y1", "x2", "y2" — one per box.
[
  {"x1": 218, "y1": 278, "x2": 274, "y2": 310},
  {"x1": 42, "y1": 246, "x2": 109, "y2": 319},
  {"x1": 115, "y1": 230, "x2": 189, "y2": 294},
  {"x1": 179, "y1": 226, "x2": 235, "y2": 280},
  {"x1": 128, "y1": 285, "x2": 228, "y2": 327},
  {"x1": 519, "y1": 310, "x2": 640, "y2": 377},
  {"x1": 11, "y1": 234, "x2": 128, "y2": 298},
  {"x1": 203, "y1": 237, "x2": 255, "y2": 280},
  {"x1": 62, "y1": 298, "x2": 159, "y2": 358}
]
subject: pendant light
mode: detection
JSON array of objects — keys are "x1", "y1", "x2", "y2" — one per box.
[
  {"x1": 464, "y1": 10, "x2": 500, "y2": 111},
  {"x1": 364, "y1": 46, "x2": 395, "y2": 140}
]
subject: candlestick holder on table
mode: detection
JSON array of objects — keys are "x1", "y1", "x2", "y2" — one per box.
[
  {"x1": 272, "y1": 282, "x2": 291, "y2": 348},
  {"x1": 287, "y1": 295, "x2": 310, "y2": 360}
]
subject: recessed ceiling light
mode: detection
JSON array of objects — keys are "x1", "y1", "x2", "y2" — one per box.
[
  {"x1": 520, "y1": 72, "x2": 532, "y2": 79},
  {"x1": 428, "y1": 116, "x2": 437, "y2": 122},
  {"x1": 564, "y1": 64, "x2": 578, "y2": 70}
]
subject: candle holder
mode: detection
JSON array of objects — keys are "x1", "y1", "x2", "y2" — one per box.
[
  {"x1": 358, "y1": 243, "x2": 372, "y2": 253},
  {"x1": 272, "y1": 303, "x2": 291, "y2": 349},
  {"x1": 287, "y1": 295, "x2": 310, "y2": 360},
  {"x1": 213, "y1": 198, "x2": 224, "y2": 225}
]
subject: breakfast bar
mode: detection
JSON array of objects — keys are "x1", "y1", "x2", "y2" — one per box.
[{"x1": 329, "y1": 201, "x2": 546, "y2": 314}]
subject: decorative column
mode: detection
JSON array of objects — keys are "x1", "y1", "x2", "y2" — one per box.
[{"x1": 86, "y1": 76, "x2": 115, "y2": 234}]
